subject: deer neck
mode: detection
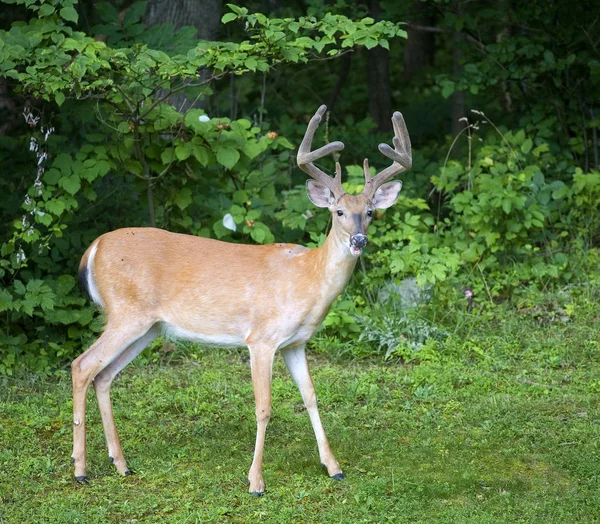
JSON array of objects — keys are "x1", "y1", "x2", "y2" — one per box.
[{"x1": 314, "y1": 226, "x2": 359, "y2": 300}]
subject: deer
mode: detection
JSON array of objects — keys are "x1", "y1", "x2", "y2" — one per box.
[{"x1": 71, "y1": 105, "x2": 411, "y2": 496}]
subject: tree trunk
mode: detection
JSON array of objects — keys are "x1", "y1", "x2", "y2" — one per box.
[
  {"x1": 403, "y1": 2, "x2": 436, "y2": 81},
  {"x1": 366, "y1": 0, "x2": 392, "y2": 132},
  {"x1": 144, "y1": 0, "x2": 223, "y2": 112},
  {"x1": 451, "y1": 30, "x2": 466, "y2": 137},
  {"x1": 327, "y1": 51, "x2": 353, "y2": 114},
  {"x1": 144, "y1": 0, "x2": 222, "y2": 40},
  {"x1": 0, "y1": 79, "x2": 19, "y2": 136}
]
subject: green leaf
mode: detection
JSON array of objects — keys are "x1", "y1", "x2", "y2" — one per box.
[
  {"x1": 216, "y1": 147, "x2": 240, "y2": 169},
  {"x1": 249, "y1": 222, "x2": 274, "y2": 244},
  {"x1": 161, "y1": 148, "x2": 176, "y2": 165},
  {"x1": 44, "y1": 169, "x2": 61, "y2": 185},
  {"x1": 521, "y1": 138, "x2": 533, "y2": 154},
  {"x1": 45, "y1": 200, "x2": 65, "y2": 216},
  {"x1": 441, "y1": 81, "x2": 455, "y2": 99},
  {"x1": 274, "y1": 136, "x2": 293, "y2": 149},
  {"x1": 191, "y1": 145, "x2": 209, "y2": 166},
  {"x1": 56, "y1": 275, "x2": 76, "y2": 295},
  {"x1": 0, "y1": 288, "x2": 15, "y2": 312},
  {"x1": 175, "y1": 144, "x2": 190, "y2": 161},
  {"x1": 429, "y1": 263, "x2": 447, "y2": 281},
  {"x1": 123, "y1": 1, "x2": 146, "y2": 27},
  {"x1": 39, "y1": 4, "x2": 56, "y2": 17},
  {"x1": 243, "y1": 140, "x2": 267, "y2": 159},
  {"x1": 250, "y1": 226, "x2": 265, "y2": 243},
  {"x1": 55, "y1": 92, "x2": 65, "y2": 106},
  {"x1": 174, "y1": 187, "x2": 193, "y2": 210},
  {"x1": 61, "y1": 175, "x2": 81, "y2": 195},
  {"x1": 60, "y1": 6, "x2": 79, "y2": 23},
  {"x1": 221, "y1": 12, "x2": 237, "y2": 24},
  {"x1": 14, "y1": 280, "x2": 26, "y2": 296},
  {"x1": 232, "y1": 190, "x2": 248, "y2": 204}
]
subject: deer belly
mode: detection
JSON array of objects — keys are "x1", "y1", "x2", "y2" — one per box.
[{"x1": 160, "y1": 321, "x2": 246, "y2": 347}]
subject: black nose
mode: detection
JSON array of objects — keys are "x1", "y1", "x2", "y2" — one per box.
[{"x1": 350, "y1": 233, "x2": 368, "y2": 249}]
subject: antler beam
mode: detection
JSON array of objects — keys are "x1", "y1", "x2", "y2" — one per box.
[
  {"x1": 297, "y1": 105, "x2": 345, "y2": 197},
  {"x1": 363, "y1": 111, "x2": 412, "y2": 198}
]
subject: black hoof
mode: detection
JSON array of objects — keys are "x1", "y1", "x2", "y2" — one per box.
[
  {"x1": 124, "y1": 469, "x2": 134, "y2": 476},
  {"x1": 75, "y1": 475, "x2": 89, "y2": 484},
  {"x1": 109, "y1": 456, "x2": 114, "y2": 464},
  {"x1": 250, "y1": 490, "x2": 264, "y2": 498},
  {"x1": 70, "y1": 457, "x2": 75, "y2": 464},
  {"x1": 331, "y1": 472, "x2": 346, "y2": 481}
]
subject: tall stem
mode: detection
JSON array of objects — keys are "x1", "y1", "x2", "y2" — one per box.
[
  {"x1": 147, "y1": 180, "x2": 156, "y2": 227},
  {"x1": 258, "y1": 71, "x2": 267, "y2": 131},
  {"x1": 134, "y1": 125, "x2": 156, "y2": 227}
]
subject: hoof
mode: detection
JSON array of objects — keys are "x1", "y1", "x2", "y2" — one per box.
[
  {"x1": 124, "y1": 469, "x2": 134, "y2": 476},
  {"x1": 109, "y1": 456, "x2": 114, "y2": 464},
  {"x1": 75, "y1": 475, "x2": 89, "y2": 484},
  {"x1": 331, "y1": 472, "x2": 346, "y2": 481},
  {"x1": 250, "y1": 490, "x2": 264, "y2": 497},
  {"x1": 70, "y1": 457, "x2": 75, "y2": 464}
]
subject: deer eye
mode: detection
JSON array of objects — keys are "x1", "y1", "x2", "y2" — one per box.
[
  {"x1": 337, "y1": 210, "x2": 344, "y2": 216},
  {"x1": 367, "y1": 210, "x2": 373, "y2": 217}
]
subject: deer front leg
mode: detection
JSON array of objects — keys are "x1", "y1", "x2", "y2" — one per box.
[
  {"x1": 247, "y1": 345, "x2": 276, "y2": 496},
  {"x1": 282, "y1": 344, "x2": 344, "y2": 480}
]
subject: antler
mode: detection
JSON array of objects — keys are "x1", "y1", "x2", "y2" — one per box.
[
  {"x1": 297, "y1": 105, "x2": 345, "y2": 197},
  {"x1": 362, "y1": 111, "x2": 412, "y2": 198}
]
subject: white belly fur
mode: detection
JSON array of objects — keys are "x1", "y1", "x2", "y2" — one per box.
[{"x1": 161, "y1": 322, "x2": 246, "y2": 348}]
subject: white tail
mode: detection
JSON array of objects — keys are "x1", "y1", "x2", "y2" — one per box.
[{"x1": 71, "y1": 106, "x2": 412, "y2": 495}]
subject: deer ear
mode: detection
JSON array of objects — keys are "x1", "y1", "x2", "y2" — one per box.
[
  {"x1": 372, "y1": 181, "x2": 402, "y2": 209},
  {"x1": 306, "y1": 180, "x2": 335, "y2": 208}
]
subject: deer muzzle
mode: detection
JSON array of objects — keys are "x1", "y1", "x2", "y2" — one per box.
[{"x1": 349, "y1": 233, "x2": 368, "y2": 256}]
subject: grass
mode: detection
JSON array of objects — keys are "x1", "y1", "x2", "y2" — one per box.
[{"x1": 1, "y1": 289, "x2": 599, "y2": 523}]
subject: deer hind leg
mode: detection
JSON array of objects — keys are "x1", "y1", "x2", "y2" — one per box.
[
  {"x1": 281, "y1": 344, "x2": 344, "y2": 480},
  {"x1": 71, "y1": 321, "x2": 154, "y2": 483},
  {"x1": 92, "y1": 325, "x2": 159, "y2": 476},
  {"x1": 246, "y1": 344, "x2": 277, "y2": 496}
]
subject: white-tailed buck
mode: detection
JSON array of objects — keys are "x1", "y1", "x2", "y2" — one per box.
[{"x1": 72, "y1": 105, "x2": 411, "y2": 495}]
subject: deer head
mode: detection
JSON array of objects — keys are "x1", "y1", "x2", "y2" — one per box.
[{"x1": 297, "y1": 105, "x2": 412, "y2": 257}]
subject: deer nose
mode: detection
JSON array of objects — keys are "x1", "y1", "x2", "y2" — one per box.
[{"x1": 350, "y1": 233, "x2": 368, "y2": 249}]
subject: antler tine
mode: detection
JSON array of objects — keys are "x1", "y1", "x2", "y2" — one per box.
[
  {"x1": 297, "y1": 105, "x2": 345, "y2": 196},
  {"x1": 363, "y1": 111, "x2": 412, "y2": 197}
]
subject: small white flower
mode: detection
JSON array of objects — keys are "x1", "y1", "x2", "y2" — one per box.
[
  {"x1": 223, "y1": 213, "x2": 237, "y2": 232},
  {"x1": 23, "y1": 110, "x2": 40, "y2": 126},
  {"x1": 43, "y1": 127, "x2": 54, "y2": 141},
  {"x1": 16, "y1": 248, "x2": 26, "y2": 264},
  {"x1": 198, "y1": 115, "x2": 210, "y2": 122}
]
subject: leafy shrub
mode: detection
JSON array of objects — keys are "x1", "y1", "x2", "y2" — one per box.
[
  {"x1": 356, "y1": 312, "x2": 448, "y2": 362},
  {"x1": 0, "y1": 0, "x2": 408, "y2": 373}
]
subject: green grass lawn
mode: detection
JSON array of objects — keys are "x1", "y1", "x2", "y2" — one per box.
[{"x1": 1, "y1": 297, "x2": 599, "y2": 523}]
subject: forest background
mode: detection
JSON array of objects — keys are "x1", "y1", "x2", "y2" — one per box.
[
  {"x1": 0, "y1": 0, "x2": 598, "y2": 372},
  {"x1": 1, "y1": 1, "x2": 599, "y2": 521}
]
